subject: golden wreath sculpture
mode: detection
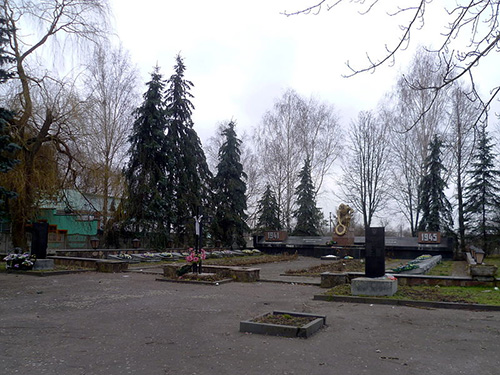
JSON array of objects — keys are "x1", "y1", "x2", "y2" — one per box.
[{"x1": 334, "y1": 203, "x2": 354, "y2": 236}]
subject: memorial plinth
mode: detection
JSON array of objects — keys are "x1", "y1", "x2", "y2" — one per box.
[
  {"x1": 332, "y1": 228, "x2": 354, "y2": 247},
  {"x1": 351, "y1": 276, "x2": 398, "y2": 296}
]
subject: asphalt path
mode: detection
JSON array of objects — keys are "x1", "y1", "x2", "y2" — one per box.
[{"x1": 0, "y1": 258, "x2": 498, "y2": 375}]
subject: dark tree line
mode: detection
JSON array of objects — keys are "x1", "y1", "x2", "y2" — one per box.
[
  {"x1": 125, "y1": 56, "x2": 247, "y2": 248},
  {"x1": 0, "y1": 17, "x2": 19, "y2": 219}
]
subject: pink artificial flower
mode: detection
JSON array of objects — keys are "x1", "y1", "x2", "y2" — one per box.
[
  {"x1": 186, "y1": 254, "x2": 194, "y2": 262},
  {"x1": 193, "y1": 257, "x2": 199, "y2": 262},
  {"x1": 200, "y1": 249, "x2": 206, "y2": 260}
]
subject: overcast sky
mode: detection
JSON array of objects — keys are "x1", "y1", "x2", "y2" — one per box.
[
  {"x1": 109, "y1": 0, "x2": 437, "y2": 142},
  {"x1": 107, "y1": 1, "x2": 499, "y2": 224}
]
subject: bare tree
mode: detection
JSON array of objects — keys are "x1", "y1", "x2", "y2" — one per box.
[
  {"x1": 254, "y1": 89, "x2": 342, "y2": 231},
  {"x1": 339, "y1": 111, "x2": 391, "y2": 229},
  {"x1": 285, "y1": 1, "x2": 500, "y2": 123},
  {"x1": 1, "y1": 0, "x2": 109, "y2": 247},
  {"x1": 78, "y1": 44, "x2": 138, "y2": 230},
  {"x1": 388, "y1": 51, "x2": 450, "y2": 236},
  {"x1": 447, "y1": 84, "x2": 484, "y2": 255}
]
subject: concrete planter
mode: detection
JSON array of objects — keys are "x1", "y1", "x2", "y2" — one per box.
[
  {"x1": 163, "y1": 264, "x2": 260, "y2": 282},
  {"x1": 240, "y1": 311, "x2": 326, "y2": 338}
]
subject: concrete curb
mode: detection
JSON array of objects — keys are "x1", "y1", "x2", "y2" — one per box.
[
  {"x1": 313, "y1": 294, "x2": 500, "y2": 311},
  {"x1": 156, "y1": 277, "x2": 233, "y2": 286},
  {"x1": 259, "y1": 278, "x2": 320, "y2": 286}
]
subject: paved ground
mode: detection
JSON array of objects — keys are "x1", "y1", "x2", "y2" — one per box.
[{"x1": 1, "y1": 257, "x2": 498, "y2": 375}]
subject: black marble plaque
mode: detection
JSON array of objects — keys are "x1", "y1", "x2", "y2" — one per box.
[
  {"x1": 31, "y1": 222, "x2": 49, "y2": 259},
  {"x1": 365, "y1": 227, "x2": 385, "y2": 278}
]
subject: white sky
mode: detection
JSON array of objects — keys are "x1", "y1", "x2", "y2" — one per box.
[
  {"x1": 109, "y1": 0, "x2": 434, "y2": 143},
  {"x1": 109, "y1": 0, "x2": 500, "y2": 226},
  {"x1": 110, "y1": 1, "x2": 499, "y2": 143}
]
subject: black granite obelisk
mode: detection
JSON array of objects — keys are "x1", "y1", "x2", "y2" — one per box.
[
  {"x1": 365, "y1": 227, "x2": 385, "y2": 278},
  {"x1": 31, "y1": 222, "x2": 49, "y2": 259}
]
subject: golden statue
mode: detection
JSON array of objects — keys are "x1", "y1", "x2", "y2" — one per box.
[{"x1": 335, "y1": 203, "x2": 354, "y2": 236}]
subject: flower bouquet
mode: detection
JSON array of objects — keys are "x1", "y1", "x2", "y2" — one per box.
[
  {"x1": 3, "y1": 253, "x2": 37, "y2": 270},
  {"x1": 177, "y1": 248, "x2": 206, "y2": 276}
]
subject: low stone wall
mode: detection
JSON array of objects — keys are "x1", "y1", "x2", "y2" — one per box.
[
  {"x1": 54, "y1": 249, "x2": 147, "y2": 259},
  {"x1": 320, "y1": 271, "x2": 498, "y2": 287},
  {"x1": 48, "y1": 256, "x2": 129, "y2": 273},
  {"x1": 163, "y1": 264, "x2": 260, "y2": 282}
]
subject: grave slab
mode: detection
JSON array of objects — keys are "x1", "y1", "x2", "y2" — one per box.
[
  {"x1": 351, "y1": 276, "x2": 397, "y2": 296},
  {"x1": 33, "y1": 259, "x2": 54, "y2": 270}
]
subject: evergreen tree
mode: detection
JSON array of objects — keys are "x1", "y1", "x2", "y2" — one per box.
[
  {"x1": 124, "y1": 66, "x2": 170, "y2": 243},
  {"x1": 463, "y1": 124, "x2": 500, "y2": 254},
  {"x1": 293, "y1": 158, "x2": 322, "y2": 236},
  {"x1": 164, "y1": 54, "x2": 211, "y2": 246},
  {"x1": 212, "y1": 121, "x2": 248, "y2": 247},
  {"x1": 256, "y1": 184, "x2": 281, "y2": 231},
  {"x1": 417, "y1": 134, "x2": 453, "y2": 233},
  {"x1": 0, "y1": 17, "x2": 19, "y2": 219}
]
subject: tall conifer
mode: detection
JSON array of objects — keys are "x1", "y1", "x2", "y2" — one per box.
[
  {"x1": 463, "y1": 124, "x2": 500, "y2": 253},
  {"x1": 417, "y1": 135, "x2": 453, "y2": 233},
  {"x1": 124, "y1": 66, "x2": 170, "y2": 243},
  {"x1": 293, "y1": 158, "x2": 322, "y2": 236},
  {"x1": 212, "y1": 121, "x2": 248, "y2": 247},
  {"x1": 0, "y1": 17, "x2": 19, "y2": 219},
  {"x1": 256, "y1": 184, "x2": 281, "y2": 231},
  {"x1": 164, "y1": 54, "x2": 211, "y2": 246}
]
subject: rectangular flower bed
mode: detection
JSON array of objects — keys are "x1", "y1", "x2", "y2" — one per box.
[{"x1": 240, "y1": 311, "x2": 326, "y2": 338}]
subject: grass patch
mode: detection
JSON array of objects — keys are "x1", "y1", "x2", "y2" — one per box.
[
  {"x1": 326, "y1": 284, "x2": 500, "y2": 305},
  {"x1": 426, "y1": 260, "x2": 453, "y2": 276}
]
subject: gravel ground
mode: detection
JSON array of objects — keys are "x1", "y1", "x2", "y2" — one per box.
[{"x1": 1, "y1": 258, "x2": 499, "y2": 375}]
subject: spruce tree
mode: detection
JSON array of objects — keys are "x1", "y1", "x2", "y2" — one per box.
[
  {"x1": 463, "y1": 124, "x2": 500, "y2": 254},
  {"x1": 417, "y1": 134, "x2": 453, "y2": 233},
  {"x1": 212, "y1": 121, "x2": 248, "y2": 247},
  {"x1": 256, "y1": 184, "x2": 281, "y2": 231},
  {"x1": 124, "y1": 66, "x2": 170, "y2": 243},
  {"x1": 164, "y1": 54, "x2": 211, "y2": 246},
  {"x1": 293, "y1": 158, "x2": 322, "y2": 236},
  {"x1": 0, "y1": 17, "x2": 19, "y2": 219}
]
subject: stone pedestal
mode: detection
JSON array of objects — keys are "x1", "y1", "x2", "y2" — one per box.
[
  {"x1": 351, "y1": 277, "x2": 398, "y2": 296},
  {"x1": 33, "y1": 259, "x2": 54, "y2": 270},
  {"x1": 469, "y1": 264, "x2": 498, "y2": 281},
  {"x1": 332, "y1": 229, "x2": 354, "y2": 247}
]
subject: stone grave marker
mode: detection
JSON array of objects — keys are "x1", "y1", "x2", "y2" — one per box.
[
  {"x1": 31, "y1": 222, "x2": 49, "y2": 259},
  {"x1": 365, "y1": 227, "x2": 385, "y2": 278}
]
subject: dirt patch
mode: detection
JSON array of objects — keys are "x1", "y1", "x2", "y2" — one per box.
[
  {"x1": 285, "y1": 259, "x2": 364, "y2": 275},
  {"x1": 253, "y1": 313, "x2": 316, "y2": 327},
  {"x1": 204, "y1": 253, "x2": 298, "y2": 267}
]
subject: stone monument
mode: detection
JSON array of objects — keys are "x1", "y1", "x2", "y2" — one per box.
[
  {"x1": 31, "y1": 222, "x2": 54, "y2": 270},
  {"x1": 365, "y1": 227, "x2": 385, "y2": 278},
  {"x1": 351, "y1": 226, "x2": 397, "y2": 296},
  {"x1": 31, "y1": 222, "x2": 49, "y2": 259}
]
